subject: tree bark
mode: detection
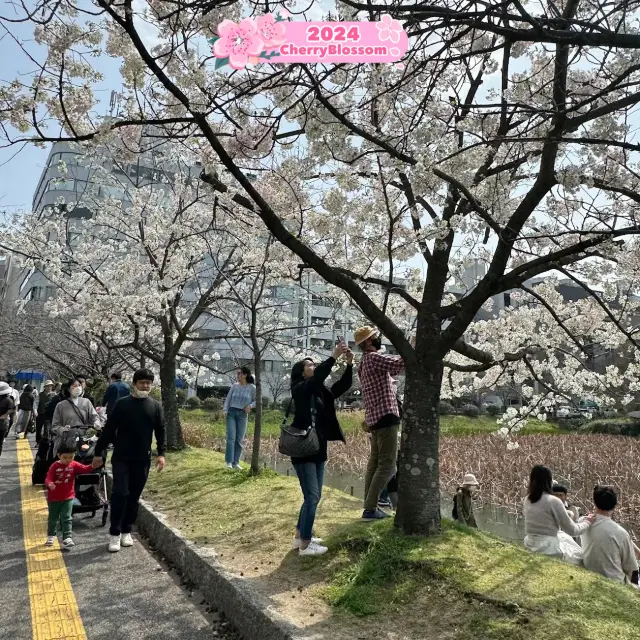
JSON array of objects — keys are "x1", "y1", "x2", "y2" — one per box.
[
  {"x1": 250, "y1": 331, "x2": 263, "y2": 475},
  {"x1": 160, "y1": 357, "x2": 184, "y2": 450},
  {"x1": 395, "y1": 363, "x2": 444, "y2": 535}
]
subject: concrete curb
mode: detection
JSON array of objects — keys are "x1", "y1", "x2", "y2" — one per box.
[{"x1": 134, "y1": 497, "x2": 316, "y2": 640}]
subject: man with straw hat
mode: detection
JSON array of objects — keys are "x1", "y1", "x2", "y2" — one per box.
[{"x1": 354, "y1": 325, "x2": 405, "y2": 520}]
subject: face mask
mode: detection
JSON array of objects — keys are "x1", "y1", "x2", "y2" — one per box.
[
  {"x1": 133, "y1": 389, "x2": 150, "y2": 399},
  {"x1": 70, "y1": 387, "x2": 81, "y2": 398}
]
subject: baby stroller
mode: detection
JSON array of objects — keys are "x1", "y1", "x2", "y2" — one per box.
[
  {"x1": 68, "y1": 425, "x2": 110, "y2": 527},
  {"x1": 32, "y1": 421, "x2": 56, "y2": 485}
]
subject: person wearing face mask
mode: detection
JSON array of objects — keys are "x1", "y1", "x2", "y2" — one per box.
[
  {"x1": 75, "y1": 375, "x2": 96, "y2": 408},
  {"x1": 92, "y1": 368, "x2": 166, "y2": 553},
  {"x1": 51, "y1": 378, "x2": 101, "y2": 458},
  {"x1": 354, "y1": 326, "x2": 406, "y2": 521}
]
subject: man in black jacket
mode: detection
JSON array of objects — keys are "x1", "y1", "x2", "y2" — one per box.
[{"x1": 93, "y1": 368, "x2": 166, "y2": 553}]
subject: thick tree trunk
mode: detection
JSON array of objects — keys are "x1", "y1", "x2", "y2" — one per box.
[
  {"x1": 250, "y1": 337, "x2": 262, "y2": 475},
  {"x1": 160, "y1": 357, "x2": 184, "y2": 450},
  {"x1": 395, "y1": 363, "x2": 444, "y2": 535}
]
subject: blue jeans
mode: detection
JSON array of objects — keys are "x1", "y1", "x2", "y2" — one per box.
[
  {"x1": 225, "y1": 408, "x2": 248, "y2": 465},
  {"x1": 293, "y1": 461, "x2": 325, "y2": 541}
]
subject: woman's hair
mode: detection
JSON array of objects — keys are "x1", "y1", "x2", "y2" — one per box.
[
  {"x1": 63, "y1": 377, "x2": 83, "y2": 398},
  {"x1": 528, "y1": 465, "x2": 553, "y2": 504},
  {"x1": 239, "y1": 366, "x2": 254, "y2": 384},
  {"x1": 290, "y1": 358, "x2": 313, "y2": 388},
  {"x1": 23, "y1": 384, "x2": 33, "y2": 394}
]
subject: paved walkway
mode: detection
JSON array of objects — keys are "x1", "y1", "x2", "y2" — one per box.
[{"x1": 0, "y1": 436, "x2": 219, "y2": 640}]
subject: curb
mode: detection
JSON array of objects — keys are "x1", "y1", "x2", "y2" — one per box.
[{"x1": 135, "y1": 498, "x2": 314, "y2": 640}]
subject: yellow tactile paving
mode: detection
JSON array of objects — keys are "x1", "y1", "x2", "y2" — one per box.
[{"x1": 16, "y1": 439, "x2": 88, "y2": 640}]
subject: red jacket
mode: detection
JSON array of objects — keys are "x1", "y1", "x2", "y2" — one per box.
[{"x1": 45, "y1": 460, "x2": 94, "y2": 502}]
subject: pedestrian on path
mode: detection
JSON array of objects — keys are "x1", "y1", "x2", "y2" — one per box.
[
  {"x1": 93, "y1": 368, "x2": 166, "y2": 553},
  {"x1": 75, "y1": 375, "x2": 96, "y2": 408},
  {"x1": 15, "y1": 384, "x2": 35, "y2": 440},
  {"x1": 36, "y1": 380, "x2": 55, "y2": 446},
  {"x1": 8, "y1": 381, "x2": 19, "y2": 435},
  {"x1": 354, "y1": 326, "x2": 405, "y2": 521},
  {"x1": 101, "y1": 371, "x2": 130, "y2": 416},
  {"x1": 0, "y1": 382, "x2": 16, "y2": 463},
  {"x1": 223, "y1": 366, "x2": 256, "y2": 470},
  {"x1": 45, "y1": 442, "x2": 94, "y2": 548},
  {"x1": 288, "y1": 340, "x2": 353, "y2": 556}
]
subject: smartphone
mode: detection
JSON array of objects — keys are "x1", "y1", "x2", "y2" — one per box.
[{"x1": 336, "y1": 336, "x2": 344, "y2": 345}]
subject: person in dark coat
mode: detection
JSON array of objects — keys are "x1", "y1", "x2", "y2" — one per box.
[
  {"x1": 36, "y1": 380, "x2": 55, "y2": 445},
  {"x1": 101, "y1": 371, "x2": 130, "y2": 416},
  {"x1": 289, "y1": 340, "x2": 353, "y2": 556}
]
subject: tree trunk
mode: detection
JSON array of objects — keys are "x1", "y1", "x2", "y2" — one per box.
[
  {"x1": 250, "y1": 338, "x2": 263, "y2": 475},
  {"x1": 160, "y1": 357, "x2": 184, "y2": 450},
  {"x1": 395, "y1": 363, "x2": 444, "y2": 535}
]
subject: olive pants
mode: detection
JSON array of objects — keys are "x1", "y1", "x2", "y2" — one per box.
[{"x1": 363, "y1": 425, "x2": 399, "y2": 512}]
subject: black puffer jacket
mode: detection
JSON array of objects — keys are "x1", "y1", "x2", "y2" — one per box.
[{"x1": 290, "y1": 357, "x2": 353, "y2": 464}]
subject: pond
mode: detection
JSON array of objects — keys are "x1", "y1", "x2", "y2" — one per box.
[{"x1": 256, "y1": 455, "x2": 525, "y2": 543}]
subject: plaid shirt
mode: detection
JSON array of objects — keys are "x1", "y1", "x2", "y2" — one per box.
[{"x1": 358, "y1": 351, "x2": 405, "y2": 427}]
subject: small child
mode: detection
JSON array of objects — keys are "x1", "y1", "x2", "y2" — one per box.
[
  {"x1": 453, "y1": 473, "x2": 480, "y2": 528},
  {"x1": 44, "y1": 442, "x2": 93, "y2": 548}
]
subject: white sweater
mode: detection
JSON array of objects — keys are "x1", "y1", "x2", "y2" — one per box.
[{"x1": 524, "y1": 493, "x2": 591, "y2": 538}]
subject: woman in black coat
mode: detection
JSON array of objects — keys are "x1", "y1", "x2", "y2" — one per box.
[{"x1": 289, "y1": 341, "x2": 353, "y2": 556}]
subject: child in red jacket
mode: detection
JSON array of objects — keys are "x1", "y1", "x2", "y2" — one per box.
[{"x1": 45, "y1": 442, "x2": 93, "y2": 548}]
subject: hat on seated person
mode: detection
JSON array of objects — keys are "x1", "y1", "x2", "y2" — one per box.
[{"x1": 462, "y1": 473, "x2": 480, "y2": 486}]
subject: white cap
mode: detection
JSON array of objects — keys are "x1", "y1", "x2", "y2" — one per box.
[{"x1": 0, "y1": 382, "x2": 11, "y2": 396}]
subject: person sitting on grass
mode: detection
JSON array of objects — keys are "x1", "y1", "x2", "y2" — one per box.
[
  {"x1": 453, "y1": 473, "x2": 480, "y2": 528},
  {"x1": 523, "y1": 465, "x2": 595, "y2": 565},
  {"x1": 552, "y1": 484, "x2": 580, "y2": 522},
  {"x1": 581, "y1": 485, "x2": 639, "y2": 586},
  {"x1": 45, "y1": 442, "x2": 94, "y2": 548}
]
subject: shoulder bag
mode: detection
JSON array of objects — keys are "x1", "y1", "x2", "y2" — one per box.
[{"x1": 278, "y1": 394, "x2": 320, "y2": 458}]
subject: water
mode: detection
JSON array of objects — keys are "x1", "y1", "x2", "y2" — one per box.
[{"x1": 260, "y1": 456, "x2": 525, "y2": 543}]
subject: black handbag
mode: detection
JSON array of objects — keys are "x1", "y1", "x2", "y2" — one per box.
[{"x1": 278, "y1": 394, "x2": 320, "y2": 458}]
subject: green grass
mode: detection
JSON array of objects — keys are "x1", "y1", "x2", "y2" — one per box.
[
  {"x1": 145, "y1": 446, "x2": 640, "y2": 639},
  {"x1": 179, "y1": 408, "x2": 559, "y2": 439}
]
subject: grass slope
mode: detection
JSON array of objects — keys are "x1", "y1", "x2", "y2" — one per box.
[{"x1": 144, "y1": 447, "x2": 640, "y2": 640}]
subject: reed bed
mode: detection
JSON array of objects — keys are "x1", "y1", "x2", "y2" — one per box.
[{"x1": 182, "y1": 423, "x2": 640, "y2": 537}]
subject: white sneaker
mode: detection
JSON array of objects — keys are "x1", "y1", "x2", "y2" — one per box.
[
  {"x1": 108, "y1": 535, "x2": 121, "y2": 552},
  {"x1": 299, "y1": 542, "x2": 328, "y2": 556},
  {"x1": 226, "y1": 463, "x2": 233, "y2": 469},
  {"x1": 121, "y1": 533, "x2": 134, "y2": 547},
  {"x1": 233, "y1": 463, "x2": 243, "y2": 470},
  {"x1": 292, "y1": 536, "x2": 323, "y2": 549},
  {"x1": 45, "y1": 536, "x2": 55, "y2": 547},
  {"x1": 62, "y1": 538, "x2": 74, "y2": 548}
]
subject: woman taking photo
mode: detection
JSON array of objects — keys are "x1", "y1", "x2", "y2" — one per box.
[
  {"x1": 223, "y1": 366, "x2": 256, "y2": 470},
  {"x1": 289, "y1": 340, "x2": 353, "y2": 556},
  {"x1": 524, "y1": 465, "x2": 594, "y2": 565}
]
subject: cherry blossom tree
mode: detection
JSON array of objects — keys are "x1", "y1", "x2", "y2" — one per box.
[{"x1": 6, "y1": 0, "x2": 640, "y2": 533}]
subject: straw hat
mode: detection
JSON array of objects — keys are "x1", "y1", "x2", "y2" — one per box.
[
  {"x1": 354, "y1": 326, "x2": 379, "y2": 346},
  {"x1": 462, "y1": 473, "x2": 480, "y2": 486},
  {"x1": 0, "y1": 382, "x2": 11, "y2": 396}
]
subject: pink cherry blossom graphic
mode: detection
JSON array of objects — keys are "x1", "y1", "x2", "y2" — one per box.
[
  {"x1": 376, "y1": 14, "x2": 403, "y2": 44},
  {"x1": 213, "y1": 18, "x2": 264, "y2": 70},
  {"x1": 256, "y1": 13, "x2": 287, "y2": 49}
]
